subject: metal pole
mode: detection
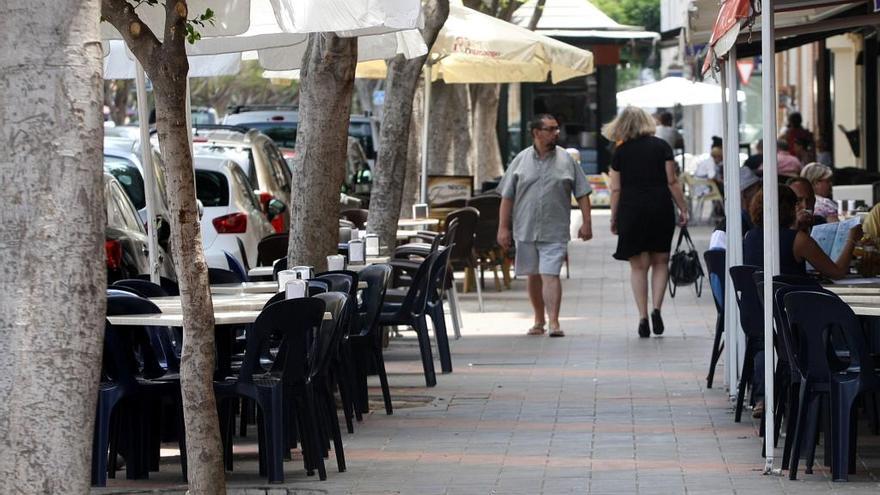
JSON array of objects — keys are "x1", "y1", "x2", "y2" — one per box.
[
  {"x1": 761, "y1": 0, "x2": 780, "y2": 474},
  {"x1": 135, "y1": 63, "x2": 161, "y2": 284},
  {"x1": 720, "y1": 65, "x2": 737, "y2": 394},
  {"x1": 420, "y1": 64, "x2": 432, "y2": 205},
  {"x1": 725, "y1": 48, "x2": 744, "y2": 396}
]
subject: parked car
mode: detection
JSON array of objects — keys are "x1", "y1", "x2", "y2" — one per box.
[
  {"x1": 192, "y1": 126, "x2": 292, "y2": 233},
  {"x1": 103, "y1": 137, "x2": 174, "y2": 263},
  {"x1": 191, "y1": 106, "x2": 219, "y2": 125},
  {"x1": 223, "y1": 105, "x2": 379, "y2": 163},
  {"x1": 104, "y1": 173, "x2": 174, "y2": 283},
  {"x1": 194, "y1": 154, "x2": 276, "y2": 270}
]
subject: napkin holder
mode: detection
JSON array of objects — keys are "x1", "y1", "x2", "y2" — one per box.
[
  {"x1": 327, "y1": 254, "x2": 346, "y2": 271},
  {"x1": 365, "y1": 234, "x2": 380, "y2": 257},
  {"x1": 348, "y1": 239, "x2": 365, "y2": 264}
]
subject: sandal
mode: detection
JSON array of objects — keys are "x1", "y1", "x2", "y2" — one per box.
[
  {"x1": 527, "y1": 324, "x2": 546, "y2": 336},
  {"x1": 549, "y1": 328, "x2": 565, "y2": 338}
]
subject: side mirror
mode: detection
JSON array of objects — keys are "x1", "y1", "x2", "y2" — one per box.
[
  {"x1": 266, "y1": 198, "x2": 286, "y2": 221},
  {"x1": 196, "y1": 199, "x2": 204, "y2": 220}
]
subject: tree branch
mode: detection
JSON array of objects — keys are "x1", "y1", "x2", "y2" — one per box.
[
  {"x1": 101, "y1": 0, "x2": 161, "y2": 67},
  {"x1": 527, "y1": 0, "x2": 546, "y2": 30},
  {"x1": 163, "y1": 0, "x2": 188, "y2": 54}
]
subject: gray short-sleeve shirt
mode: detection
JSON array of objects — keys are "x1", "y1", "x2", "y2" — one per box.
[{"x1": 499, "y1": 146, "x2": 591, "y2": 243}]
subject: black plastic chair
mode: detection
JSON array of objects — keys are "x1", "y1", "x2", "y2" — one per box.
[
  {"x1": 134, "y1": 274, "x2": 180, "y2": 296},
  {"x1": 209, "y1": 267, "x2": 245, "y2": 285},
  {"x1": 309, "y1": 292, "x2": 353, "y2": 473},
  {"x1": 702, "y1": 249, "x2": 725, "y2": 389},
  {"x1": 340, "y1": 208, "x2": 368, "y2": 230},
  {"x1": 771, "y1": 280, "x2": 822, "y2": 473},
  {"x1": 728, "y1": 265, "x2": 764, "y2": 422},
  {"x1": 257, "y1": 233, "x2": 289, "y2": 267},
  {"x1": 349, "y1": 264, "x2": 394, "y2": 415},
  {"x1": 379, "y1": 250, "x2": 442, "y2": 387},
  {"x1": 214, "y1": 297, "x2": 327, "y2": 482},
  {"x1": 783, "y1": 290, "x2": 875, "y2": 481},
  {"x1": 94, "y1": 295, "x2": 186, "y2": 487},
  {"x1": 315, "y1": 270, "x2": 361, "y2": 430},
  {"x1": 113, "y1": 279, "x2": 169, "y2": 297},
  {"x1": 272, "y1": 257, "x2": 288, "y2": 280},
  {"x1": 466, "y1": 193, "x2": 507, "y2": 290},
  {"x1": 225, "y1": 251, "x2": 250, "y2": 282}
]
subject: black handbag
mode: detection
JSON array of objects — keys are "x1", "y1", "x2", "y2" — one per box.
[{"x1": 668, "y1": 226, "x2": 704, "y2": 298}]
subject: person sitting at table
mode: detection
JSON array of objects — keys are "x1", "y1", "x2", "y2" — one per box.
[
  {"x1": 743, "y1": 185, "x2": 859, "y2": 279},
  {"x1": 741, "y1": 185, "x2": 860, "y2": 418},
  {"x1": 787, "y1": 177, "x2": 826, "y2": 232},
  {"x1": 800, "y1": 162, "x2": 839, "y2": 222}
]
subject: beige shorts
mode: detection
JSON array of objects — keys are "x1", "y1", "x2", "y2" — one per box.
[{"x1": 515, "y1": 241, "x2": 567, "y2": 276}]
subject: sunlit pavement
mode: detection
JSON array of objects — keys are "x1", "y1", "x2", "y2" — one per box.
[{"x1": 95, "y1": 210, "x2": 880, "y2": 494}]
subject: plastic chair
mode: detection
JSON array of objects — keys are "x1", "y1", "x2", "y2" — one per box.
[
  {"x1": 315, "y1": 270, "x2": 361, "y2": 431},
  {"x1": 783, "y1": 290, "x2": 876, "y2": 481},
  {"x1": 466, "y1": 193, "x2": 509, "y2": 291},
  {"x1": 208, "y1": 267, "x2": 245, "y2": 285},
  {"x1": 349, "y1": 264, "x2": 394, "y2": 415},
  {"x1": 113, "y1": 279, "x2": 169, "y2": 297},
  {"x1": 309, "y1": 292, "x2": 353, "y2": 472},
  {"x1": 702, "y1": 249, "x2": 725, "y2": 389},
  {"x1": 225, "y1": 251, "x2": 249, "y2": 282},
  {"x1": 272, "y1": 257, "x2": 288, "y2": 279},
  {"x1": 728, "y1": 265, "x2": 764, "y2": 422},
  {"x1": 379, "y1": 250, "x2": 442, "y2": 387},
  {"x1": 340, "y1": 208, "x2": 368, "y2": 230},
  {"x1": 257, "y1": 233, "x2": 289, "y2": 267},
  {"x1": 214, "y1": 297, "x2": 327, "y2": 482},
  {"x1": 134, "y1": 274, "x2": 180, "y2": 295},
  {"x1": 94, "y1": 295, "x2": 186, "y2": 487},
  {"x1": 682, "y1": 173, "x2": 723, "y2": 224}
]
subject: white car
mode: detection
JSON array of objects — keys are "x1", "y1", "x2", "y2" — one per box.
[{"x1": 194, "y1": 154, "x2": 275, "y2": 270}]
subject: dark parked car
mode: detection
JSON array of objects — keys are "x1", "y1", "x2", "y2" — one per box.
[{"x1": 103, "y1": 173, "x2": 173, "y2": 283}]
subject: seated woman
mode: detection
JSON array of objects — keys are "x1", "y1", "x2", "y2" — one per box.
[
  {"x1": 800, "y1": 162, "x2": 839, "y2": 222},
  {"x1": 743, "y1": 185, "x2": 860, "y2": 279}
]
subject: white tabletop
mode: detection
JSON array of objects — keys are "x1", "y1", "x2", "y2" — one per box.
[
  {"x1": 248, "y1": 266, "x2": 275, "y2": 278},
  {"x1": 211, "y1": 281, "x2": 280, "y2": 294},
  {"x1": 107, "y1": 309, "x2": 332, "y2": 327},
  {"x1": 397, "y1": 218, "x2": 439, "y2": 228}
]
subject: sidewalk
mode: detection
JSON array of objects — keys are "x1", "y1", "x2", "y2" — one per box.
[{"x1": 96, "y1": 211, "x2": 880, "y2": 494}]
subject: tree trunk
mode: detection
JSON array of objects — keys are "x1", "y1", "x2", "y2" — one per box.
[
  {"x1": 0, "y1": 1, "x2": 105, "y2": 492},
  {"x1": 469, "y1": 84, "x2": 504, "y2": 189},
  {"x1": 427, "y1": 81, "x2": 471, "y2": 176},
  {"x1": 367, "y1": 0, "x2": 450, "y2": 250},
  {"x1": 288, "y1": 33, "x2": 358, "y2": 270},
  {"x1": 400, "y1": 85, "x2": 424, "y2": 217},
  {"x1": 102, "y1": 1, "x2": 226, "y2": 492}
]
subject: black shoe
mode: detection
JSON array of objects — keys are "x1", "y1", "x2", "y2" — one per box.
[
  {"x1": 638, "y1": 318, "x2": 650, "y2": 338},
  {"x1": 651, "y1": 309, "x2": 664, "y2": 335}
]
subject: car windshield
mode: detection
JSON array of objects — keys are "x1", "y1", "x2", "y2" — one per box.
[
  {"x1": 241, "y1": 122, "x2": 297, "y2": 148},
  {"x1": 195, "y1": 170, "x2": 230, "y2": 207},
  {"x1": 104, "y1": 155, "x2": 146, "y2": 210},
  {"x1": 348, "y1": 121, "x2": 375, "y2": 159}
]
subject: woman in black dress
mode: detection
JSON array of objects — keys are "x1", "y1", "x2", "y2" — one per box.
[{"x1": 605, "y1": 107, "x2": 689, "y2": 338}]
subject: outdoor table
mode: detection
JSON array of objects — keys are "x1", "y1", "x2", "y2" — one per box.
[
  {"x1": 248, "y1": 266, "x2": 274, "y2": 278},
  {"x1": 397, "y1": 218, "x2": 439, "y2": 229},
  {"x1": 108, "y1": 303, "x2": 333, "y2": 378},
  {"x1": 346, "y1": 256, "x2": 390, "y2": 273},
  {"x1": 211, "y1": 281, "x2": 281, "y2": 294}
]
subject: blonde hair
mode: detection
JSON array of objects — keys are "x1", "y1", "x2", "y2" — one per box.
[
  {"x1": 601, "y1": 106, "x2": 657, "y2": 143},
  {"x1": 800, "y1": 162, "x2": 832, "y2": 184}
]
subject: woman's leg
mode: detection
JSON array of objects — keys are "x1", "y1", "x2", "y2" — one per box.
[
  {"x1": 629, "y1": 253, "x2": 651, "y2": 319},
  {"x1": 649, "y1": 252, "x2": 670, "y2": 311}
]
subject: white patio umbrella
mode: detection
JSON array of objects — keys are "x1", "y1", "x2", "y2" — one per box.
[
  {"x1": 615, "y1": 76, "x2": 745, "y2": 108},
  {"x1": 103, "y1": 0, "x2": 424, "y2": 281}
]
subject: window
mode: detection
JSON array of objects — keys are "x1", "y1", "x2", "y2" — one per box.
[
  {"x1": 104, "y1": 156, "x2": 145, "y2": 210},
  {"x1": 111, "y1": 182, "x2": 146, "y2": 233},
  {"x1": 195, "y1": 170, "x2": 230, "y2": 207},
  {"x1": 230, "y1": 166, "x2": 261, "y2": 211},
  {"x1": 263, "y1": 142, "x2": 291, "y2": 192},
  {"x1": 246, "y1": 123, "x2": 297, "y2": 148}
]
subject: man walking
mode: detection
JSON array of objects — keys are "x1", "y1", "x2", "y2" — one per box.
[{"x1": 497, "y1": 114, "x2": 593, "y2": 337}]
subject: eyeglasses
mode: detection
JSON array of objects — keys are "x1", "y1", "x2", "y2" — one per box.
[{"x1": 540, "y1": 126, "x2": 560, "y2": 133}]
